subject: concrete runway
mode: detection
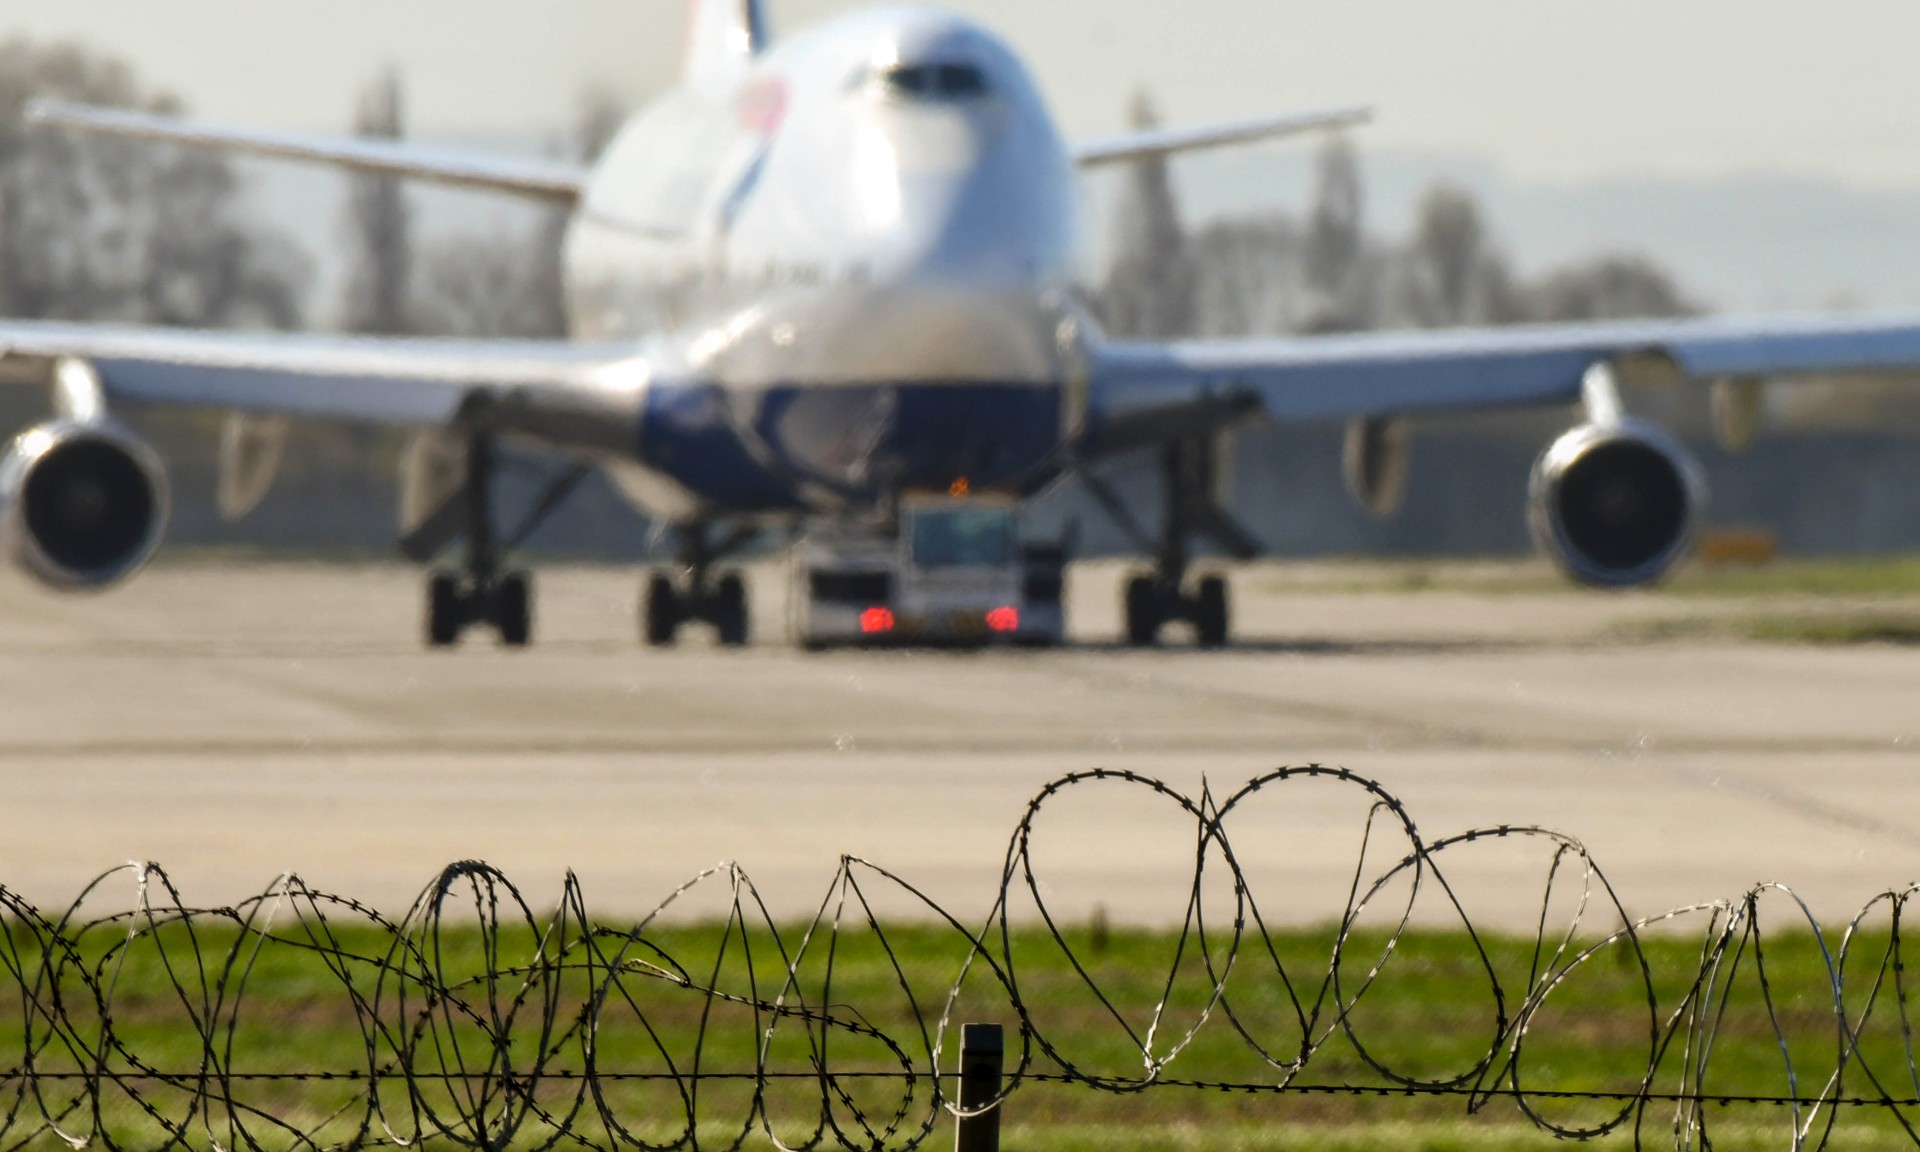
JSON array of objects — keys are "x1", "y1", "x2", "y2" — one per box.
[{"x1": 3, "y1": 559, "x2": 1919, "y2": 932}]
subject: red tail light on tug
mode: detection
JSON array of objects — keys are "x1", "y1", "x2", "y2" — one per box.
[
  {"x1": 986, "y1": 606, "x2": 1019, "y2": 633},
  {"x1": 860, "y1": 607, "x2": 896, "y2": 634}
]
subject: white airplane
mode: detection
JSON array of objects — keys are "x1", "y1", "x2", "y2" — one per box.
[{"x1": 8, "y1": 0, "x2": 1920, "y2": 649}]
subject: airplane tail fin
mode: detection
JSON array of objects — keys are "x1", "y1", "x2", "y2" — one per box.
[{"x1": 683, "y1": 0, "x2": 771, "y2": 88}]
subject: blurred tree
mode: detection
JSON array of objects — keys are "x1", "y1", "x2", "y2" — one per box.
[
  {"x1": 1187, "y1": 215, "x2": 1305, "y2": 337},
  {"x1": 145, "y1": 149, "x2": 309, "y2": 329},
  {"x1": 412, "y1": 233, "x2": 564, "y2": 339},
  {"x1": 1526, "y1": 254, "x2": 1701, "y2": 322},
  {"x1": 413, "y1": 84, "x2": 632, "y2": 340},
  {"x1": 343, "y1": 67, "x2": 412, "y2": 335},
  {"x1": 0, "y1": 37, "x2": 307, "y2": 327},
  {"x1": 1101, "y1": 91, "x2": 1194, "y2": 338},
  {"x1": 1395, "y1": 184, "x2": 1522, "y2": 328},
  {"x1": 1176, "y1": 165, "x2": 1704, "y2": 341},
  {"x1": 1302, "y1": 133, "x2": 1369, "y2": 331},
  {"x1": 533, "y1": 84, "x2": 633, "y2": 337}
]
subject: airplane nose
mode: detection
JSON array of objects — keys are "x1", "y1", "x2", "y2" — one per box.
[
  {"x1": 852, "y1": 106, "x2": 1067, "y2": 287},
  {"x1": 874, "y1": 98, "x2": 1010, "y2": 177}
]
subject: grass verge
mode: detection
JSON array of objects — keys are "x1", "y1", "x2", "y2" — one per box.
[
  {"x1": 0, "y1": 917, "x2": 1911, "y2": 1150},
  {"x1": 1260, "y1": 554, "x2": 1920, "y2": 600}
]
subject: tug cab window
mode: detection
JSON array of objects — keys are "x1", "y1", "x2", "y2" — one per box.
[{"x1": 908, "y1": 505, "x2": 1017, "y2": 568}]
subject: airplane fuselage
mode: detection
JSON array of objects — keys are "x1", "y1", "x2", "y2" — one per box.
[{"x1": 562, "y1": 7, "x2": 1088, "y2": 522}]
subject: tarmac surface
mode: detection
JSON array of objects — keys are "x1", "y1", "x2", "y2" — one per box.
[{"x1": 3, "y1": 558, "x2": 1919, "y2": 932}]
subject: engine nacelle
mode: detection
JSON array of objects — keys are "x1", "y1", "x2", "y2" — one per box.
[
  {"x1": 0, "y1": 420, "x2": 170, "y2": 591},
  {"x1": 1529, "y1": 419, "x2": 1705, "y2": 588}
]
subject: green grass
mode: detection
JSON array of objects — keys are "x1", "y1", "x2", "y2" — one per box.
[
  {"x1": 1617, "y1": 610, "x2": 1920, "y2": 647},
  {"x1": 1, "y1": 916, "x2": 1914, "y2": 1150},
  {"x1": 1741, "y1": 613, "x2": 1920, "y2": 645},
  {"x1": 1664, "y1": 555, "x2": 1920, "y2": 598},
  {"x1": 1261, "y1": 554, "x2": 1920, "y2": 600}
]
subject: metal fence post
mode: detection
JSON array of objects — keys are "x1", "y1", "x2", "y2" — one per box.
[{"x1": 954, "y1": 1022, "x2": 1004, "y2": 1152}]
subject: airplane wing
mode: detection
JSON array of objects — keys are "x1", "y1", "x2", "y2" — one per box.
[
  {"x1": 0, "y1": 321, "x2": 640, "y2": 426},
  {"x1": 26, "y1": 100, "x2": 588, "y2": 206},
  {"x1": 1087, "y1": 311, "x2": 1920, "y2": 447},
  {"x1": 1072, "y1": 104, "x2": 1373, "y2": 168}
]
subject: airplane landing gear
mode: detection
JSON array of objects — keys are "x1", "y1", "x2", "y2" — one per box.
[
  {"x1": 408, "y1": 420, "x2": 586, "y2": 650},
  {"x1": 642, "y1": 524, "x2": 754, "y2": 647},
  {"x1": 1087, "y1": 433, "x2": 1257, "y2": 649},
  {"x1": 419, "y1": 433, "x2": 536, "y2": 649},
  {"x1": 428, "y1": 569, "x2": 532, "y2": 648},
  {"x1": 1123, "y1": 572, "x2": 1229, "y2": 649}
]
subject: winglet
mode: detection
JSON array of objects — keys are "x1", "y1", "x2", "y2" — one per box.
[{"x1": 1072, "y1": 103, "x2": 1374, "y2": 168}]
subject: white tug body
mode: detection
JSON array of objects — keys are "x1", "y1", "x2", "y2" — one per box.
[{"x1": 792, "y1": 493, "x2": 1065, "y2": 648}]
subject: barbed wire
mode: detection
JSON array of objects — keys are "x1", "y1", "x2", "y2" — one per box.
[{"x1": 1, "y1": 765, "x2": 1917, "y2": 1150}]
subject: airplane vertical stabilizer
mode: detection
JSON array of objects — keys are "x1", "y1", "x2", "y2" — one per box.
[{"x1": 683, "y1": 0, "x2": 771, "y2": 89}]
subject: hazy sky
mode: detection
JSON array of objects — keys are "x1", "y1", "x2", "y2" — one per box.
[{"x1": 6, "y1": 0, "x2": 1920, "y2": 188}]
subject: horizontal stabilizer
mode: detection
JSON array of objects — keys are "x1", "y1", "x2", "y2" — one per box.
[
  {"x1": 1072, "y1": 103, "x2": 1373, "y2": 168},
  {"x1": 27, "y1": 100, "x2": 589, "y2": 206}
]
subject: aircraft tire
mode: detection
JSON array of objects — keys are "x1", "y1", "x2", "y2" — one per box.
[
  {"x1": 1123, "y1": 574, "x2": 1160, "y2": 647},
  {"x1": 714, "y1": 572, "x2": 749, "y2": 647},
  {"x1": 643, "y1": 573, "x2": 680, "y2": 647},
  {"x1": 427, "y1": 572, "x2": 464, "y2": 648},
  {"x1": 1195, "y1": 575, "x2": 1230, "y2": 648},
  {"x1": 496, "y1": 572, "x2": 533, "y2": 648}
]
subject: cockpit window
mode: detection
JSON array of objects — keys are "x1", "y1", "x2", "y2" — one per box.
[
  {"x1": 934, "y1": 63, "x2": 989, "y2": 97},
  {"x1": 859, "y1": 61, "x2": 992, "y2": 102}
]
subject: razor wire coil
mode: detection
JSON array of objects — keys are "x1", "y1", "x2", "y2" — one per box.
[{"x1": 0, "y1": 765, "x2": 1917, "y2": 1151}]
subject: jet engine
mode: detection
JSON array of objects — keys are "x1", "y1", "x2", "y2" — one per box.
[
  {"x1": 1528, "y1": 419, "x2": 1704, "y2": 588},
  {"x1": 0, "y1": 420, "x2": 169, "y2": 590}
]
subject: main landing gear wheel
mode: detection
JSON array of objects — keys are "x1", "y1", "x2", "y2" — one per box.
[
  {"x1": 496, "y1": 572, "x2": 532, "y2": 647},
  {"x1": 1195, "y1": 575, "x2": 1229, "y2": 649},
  {"x1": 643, "y1": 567, "x2": 750, "y2": 648},
  {"x1": 1084, "y1": 431, "x2": 1259, "y2": 649},
  {"x1": 426, "y1": 569, "x2": 533, "y2": 649},
  {"x1": 714, "y1": 572, "x2": 749, "y2": 647},
  {"x1": 643, "y1": 574, "x2": 679, "y2": 647},
  {"x1": 1124, "y1": 575, "x2": 1159, "y2": 647},
  {"x1": 1121, "y1": 572, "x2": 1233, "y2": 649},
  {"x1": 641, "y1": 523, "x2": 757, "y2": 648},
  {"x1": 409, "y1": 420, "x2": 576, "y2": 651}
]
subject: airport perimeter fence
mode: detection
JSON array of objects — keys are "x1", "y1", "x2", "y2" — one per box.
[{"x1": 3, "y1": 767, "x2": 1920, "y2": 1150}]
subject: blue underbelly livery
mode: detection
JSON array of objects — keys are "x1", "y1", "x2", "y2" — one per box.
[{"x1": 639, "y1": 379, "x2": 1063, "y2": 512}]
